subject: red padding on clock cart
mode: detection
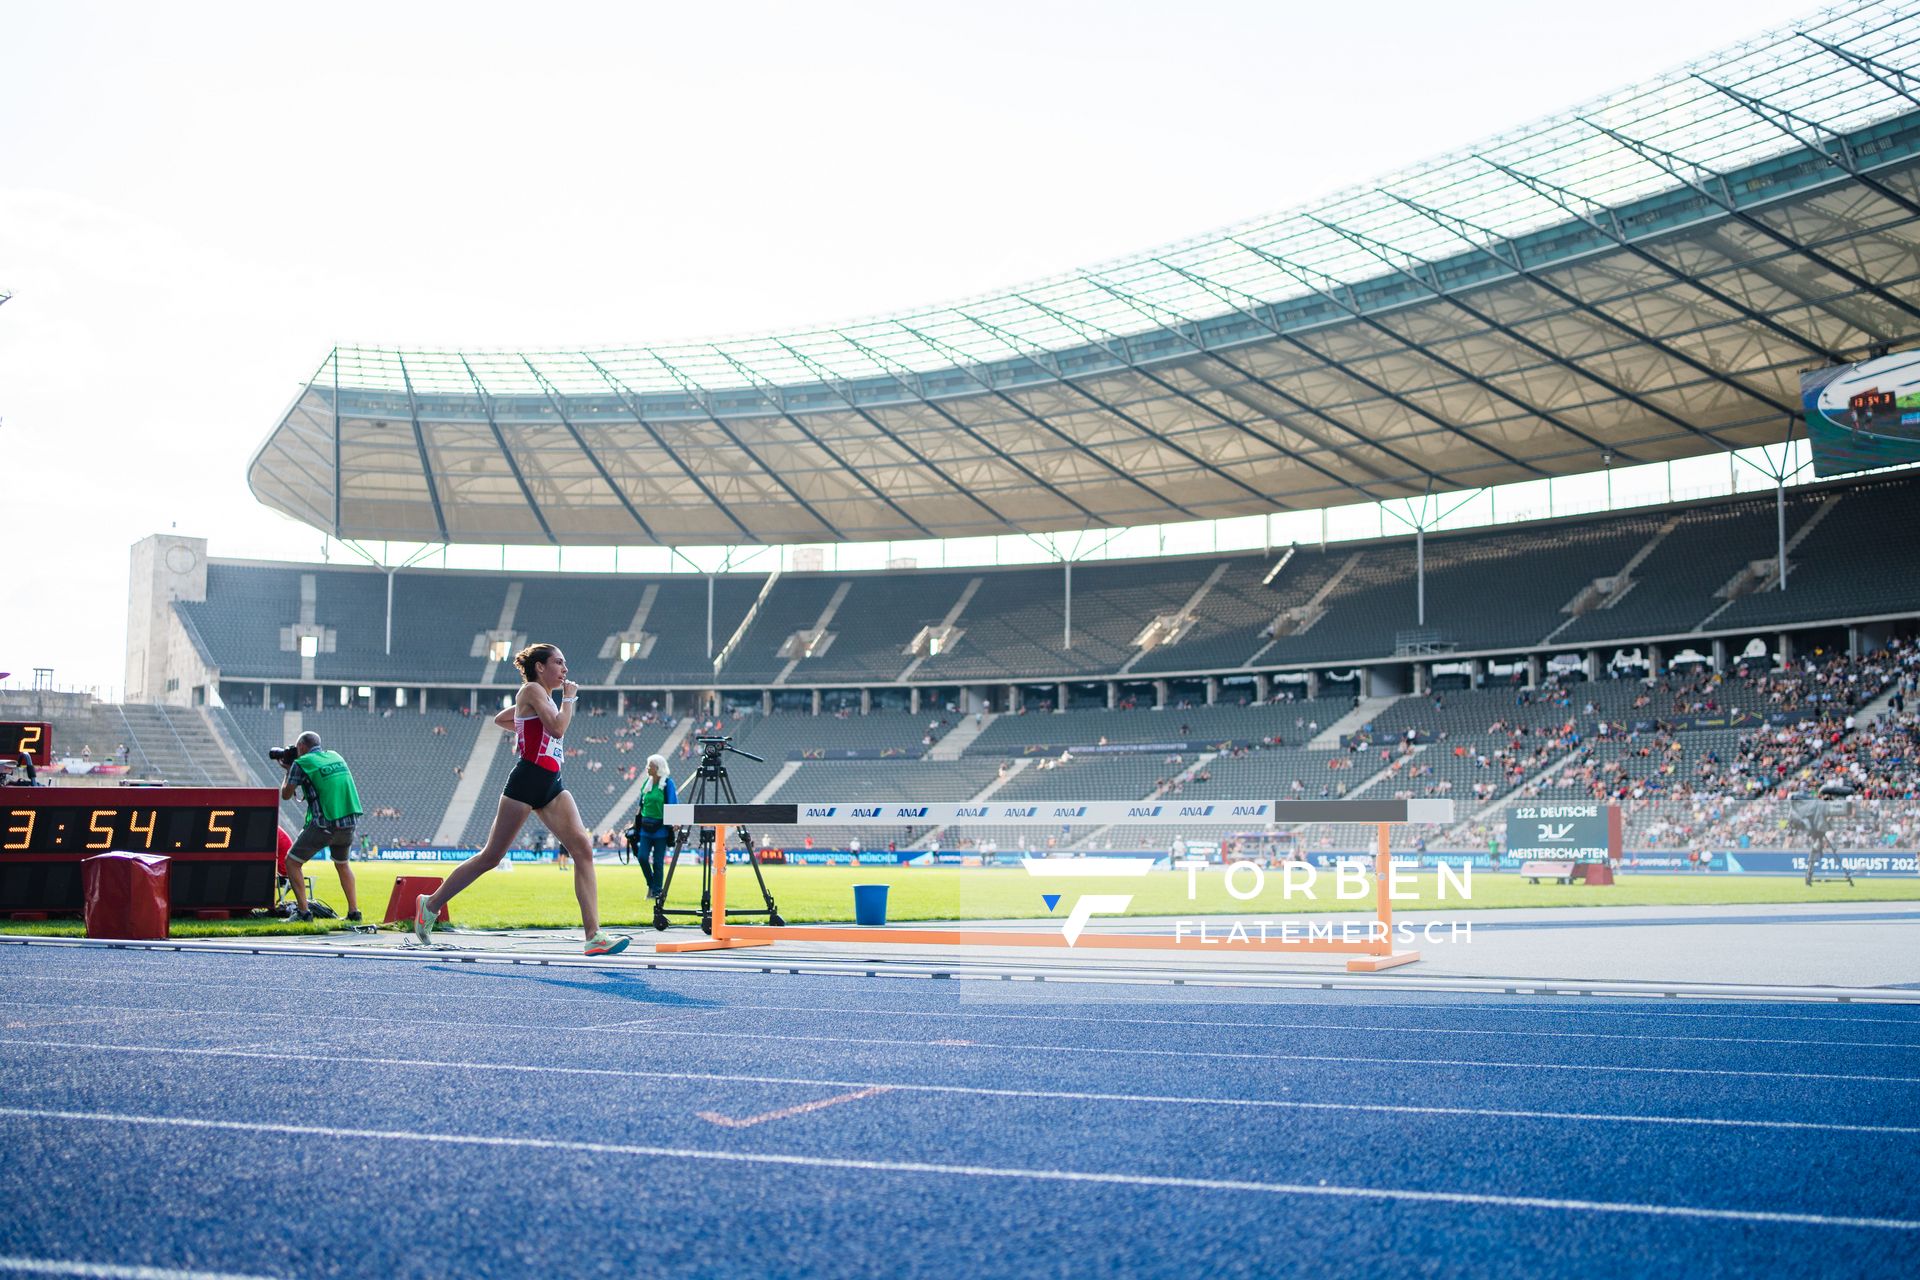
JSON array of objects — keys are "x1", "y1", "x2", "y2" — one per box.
[
  {"x1": 383, "y1": 876, "x2": 451, "y2": 926},
  {"x1": 83, "y1": 852, "x2": 170, "y2": 940}
]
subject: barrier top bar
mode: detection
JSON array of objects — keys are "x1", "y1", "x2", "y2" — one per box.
[{"x1": 661, "y1": 799, "x2": 1454, "y2": 826}]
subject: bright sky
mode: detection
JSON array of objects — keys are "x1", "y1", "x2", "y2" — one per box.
[{"x1": 0, "y1": 0, "x2": 1823, "y2": 695}]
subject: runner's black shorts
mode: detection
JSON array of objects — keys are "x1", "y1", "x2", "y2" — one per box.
[{"x1": 504, "y1": 760, "x2": 566, "y2": 810}]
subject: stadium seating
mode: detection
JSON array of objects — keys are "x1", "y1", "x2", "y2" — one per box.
[
  {"x1": 963, "y1": 699, "x2": 1352, "y2": 756},
  {"x1": 1712, "y1": 479, "x2": 1920, "y2": 631},
  {"x1": 225, "y1": 706, "x2": 480, "y2": 847},
  {"x1": 784, "y1": 571, "x2": 973, "y2": 685},
  {"x1": 186, "y1": 475, "x2": 1920, "y2": 695},
  {"x1": 94, "y1": 470, "x2": 1920, "y2": 856}
]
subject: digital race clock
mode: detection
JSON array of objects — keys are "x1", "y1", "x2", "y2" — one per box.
[{"x1": 0, "y1": 785, "x2": 281, "y2": 914}]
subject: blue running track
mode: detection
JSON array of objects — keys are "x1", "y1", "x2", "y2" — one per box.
[{"x1": 0, "y1": 944, "x2": 1915, "y2": 1278}]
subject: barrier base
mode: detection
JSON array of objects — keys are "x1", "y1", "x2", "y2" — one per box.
[
  {"x1": 382, "y1": 877, "x2": 451, "y2": 926},
  {"x1": 655, "y1": 937, "x2": 772, "y2": 953},
  {"x1": 1347, "y1": 950, "x2": 1421, "y2": 972}
]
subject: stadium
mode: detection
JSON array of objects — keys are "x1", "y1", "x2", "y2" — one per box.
[{"x1": 5, "y1": 3, "x2": 1920, "y2": 1277}]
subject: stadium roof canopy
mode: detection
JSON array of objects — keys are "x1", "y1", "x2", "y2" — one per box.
[{"x1": 251, "y1": 0, "x2": 1920, "y2": 548}]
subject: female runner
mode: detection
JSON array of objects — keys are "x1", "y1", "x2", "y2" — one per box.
[{"x1": 414, "y1": 643, "x2": 630, "y2": 956}]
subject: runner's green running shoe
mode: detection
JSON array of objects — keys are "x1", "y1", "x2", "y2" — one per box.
[{"x1": 412, "y1": 893, "x2": 436, "y2": 945}]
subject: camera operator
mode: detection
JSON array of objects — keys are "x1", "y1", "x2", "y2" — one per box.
[
  {"x1": 628, "y1": 753, "x2": 678, "y2": 902},
  {"x1": 276, "y1": 731, "x2": 363, "y2": 923}
]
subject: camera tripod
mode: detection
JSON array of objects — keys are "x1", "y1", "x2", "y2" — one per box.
[
  {"x1": 1802, "y1": 830, "x2": 1856, "y2": 887},
  {"x1": 630, "y1": 736, "x2": 785, "y2": 934}
]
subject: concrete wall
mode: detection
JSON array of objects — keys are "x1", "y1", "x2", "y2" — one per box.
[{"x1": 125, "y1": 533, "x2": 216, "y2": 706}]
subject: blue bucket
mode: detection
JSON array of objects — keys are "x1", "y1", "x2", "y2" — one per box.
[{"x1": 853, "y1": 883, "x2": 890, "y2": 927}]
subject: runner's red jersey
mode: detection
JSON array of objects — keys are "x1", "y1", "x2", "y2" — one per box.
[{"x1": 515, "y1": 711, "x2": 564, "y2": 773}]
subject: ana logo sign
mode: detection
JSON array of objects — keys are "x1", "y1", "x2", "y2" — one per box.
[
  {"x1": 1000, "y1": 806, "x2": 1038, "y2": 818},
  {"x1": 955, "y1": 806, "x2": 988, "y2": 818},
  {"x1": 851, "y1": 806, "x2": 883, "y2": 818},
  {"x1": 1230, "y1": 804, "x2": 1269, "y2": 817},
  {"x1": 803, "y1": 806, "x2": 837, "y2": 818},
  {"x1": 1178, "y1": 805, "x2": 1216, "y2": 817},
  {"x1": 893, "y1": 806, "x2": 930, "y2": 819},
  {"x1": 1052, "y1": 806, "x2": 1088, "y2": 818},
  {"x1": 1127, "y1": 805, "x2": 1164, "y2": 818}
]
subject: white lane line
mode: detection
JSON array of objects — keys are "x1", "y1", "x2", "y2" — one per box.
[
  {"x1": 563, "y1": 1001, "x2": 1920, "y2": 1051},
  {"x1": 996, "y1": 993, "x2": 1920, "y2": 1027},
  {"x1": 697, "y1": 1086, "x2": 893, "y2": 1129},
  {"x1": 14, "y1": 936, "x2": 1918, "y2": 1005},
  {"x1": 1, "y1": 1105, "x2": 1913, "y2": 1234},
  {"x1": 11, "y1": 971, "x2": 1920, "y2": 1028},
  {"x1": 7, "y1": 990, "x2": 1912, "y2": 1059},
  {"x1": 0, "y1": 1002, "x2": 1911, "y2": 1083},
  {"x1": 0, "y1": 1257, "x2": 279, "y2": 1280},
  {"x1": 0, "y1": 1038, "x2": 1914, "y2": 1135}
]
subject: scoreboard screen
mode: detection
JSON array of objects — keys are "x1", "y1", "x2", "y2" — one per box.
[
  {"x1": 0, "y1": 785, "x2": 281, "y2": 914},
  {"x1": 1505, "y1": 802, "x2": 1621, "y2": 862},
  {"x1": 0, "y1": 802, "x2": 276, "y2": 855},
  {"x1": 1804, "y1": 350, "x2": 1920, "y2": 476},
  {"x1": 0, "y1": 722, "x2": 53, "y2": 769}
]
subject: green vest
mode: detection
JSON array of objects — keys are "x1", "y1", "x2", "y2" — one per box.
[
  {"x1": 638, "y1": 777, "x2": 667, "y2": 821},
  {"x1": 293, "y1": 749, "x2": 363, "y2": 825}
]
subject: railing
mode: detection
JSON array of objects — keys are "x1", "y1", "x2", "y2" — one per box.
[
  {"x1": 713, "y1": 565, "x2": 782, "y2": 678},
  {"x1": 151, "y1": 706, "x2": 215, "y2": 786}
]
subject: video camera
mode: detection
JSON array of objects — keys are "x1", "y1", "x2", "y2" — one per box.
[
  {"x1": 696, "y1": 734, "x2": 764, "y2": 764},
  {"x1": 1789, "y1": 779, "x2": 1857, "y2": 827}
]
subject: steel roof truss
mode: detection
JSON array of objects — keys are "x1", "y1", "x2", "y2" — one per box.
[
  {"x1": 1585, "y1": 117, "x2": 1920, "y2": 328},
  {"x1": 822, "y1": 328, "x2": 1113, "y2": 527},
  {"x1": 394, "y1": 354, "x2": 450, "y2": 543},
  {"x1": 644, "y1": 351, "x2": 843, "y2": 541},
  {"x1": 1141, "y1": 257, "x2": 1541, "y2": 481},
  {"x1": 1695, "y1": 74, "x2": 1920, "y2": 220},
  {"x1": 958, "y1": 301, "x2": 1301, "y2": 509},
  {"x1": 459, "y1": 355, "x2": 556, "y2": 544},
  {"x1": 519, "y1": 357, "x2": 657, "y2": 542},
  {"x1": 1316, "y1": 211, "x2": 1734, "y2": 453},
  {"x1": 579, "y1": 355, "x2": 756, "y2": 542},
  {"x1": 1015, "y1": 287, "x2": 1386, "y2": 502},
  {"x1": 1235, "y1": 235, "x2": 1633, "y2": 465},
  {"x1": 892, "y1": 319, "x2": 1204, "y2": 522},
  {"x1": 1383, "y1": 189, "x2": 1799, "y2": 421},
  {"x1": 1482, "y1": 158, "x2": 1840, "y2": 361},
  {"x1": 704, "y1": 344, "x2": 938, "y2": 540}
]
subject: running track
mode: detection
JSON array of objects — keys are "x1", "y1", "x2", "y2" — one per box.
[{"x1": 0, "y1": 945, "x2": 1915, "y2": 1278}]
